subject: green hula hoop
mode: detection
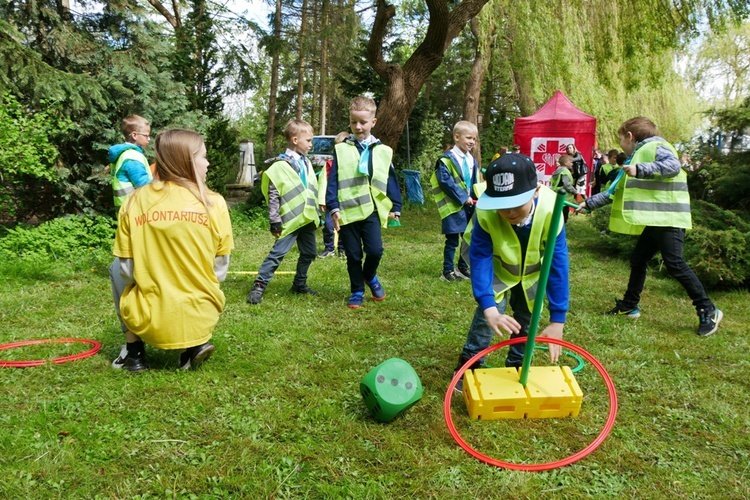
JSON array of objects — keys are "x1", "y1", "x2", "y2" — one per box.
[{"x1": 534, "y1": 346, "x2": 585, "y2": 373}]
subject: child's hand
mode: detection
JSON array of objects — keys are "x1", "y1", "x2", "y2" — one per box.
[
  {"x1": 270, "y1": 222, "x2": 282, "y2": 238},
  {"x1": 624, "y1": 164, "x2": 637, "y2": 177},
  {"x1": 319, "y1": 204, "x2": 326, "y2": 212},
  {"x1": 576, "y1": 201, "x2": 589, "y2": 214},
  {"x1": 388, "y1": 212, "x2": 399, "y2": 220},
  {"x1": 332, "y1": 212, "x2": 341, "y2": 231},
  {"x1": 540, "y1": 322, "x2": 564, "y2": 363},
  {"x1": 483, "y1": 307, "x2": 521, "y2": 337}
]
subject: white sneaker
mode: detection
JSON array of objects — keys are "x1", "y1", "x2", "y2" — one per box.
[{"x1": 111, "y1": 344, "x2": 128, "y2": 369}]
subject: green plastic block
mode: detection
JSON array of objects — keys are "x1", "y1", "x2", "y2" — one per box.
[{"x1": 360, "y1": 358, "x2": 422, "y2": 422}]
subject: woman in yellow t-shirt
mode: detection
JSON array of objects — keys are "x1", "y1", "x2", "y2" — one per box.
[{"x1": 112, "y1": 129, "x2": 234, "y2": 372}]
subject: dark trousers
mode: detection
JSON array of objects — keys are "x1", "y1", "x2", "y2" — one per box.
[
  {"x1": 443, "y1": 233, "x2": 468, "y2": 273},
  {"x1": 459, "y1": 283, "x2": 532, "y2": 369},
  {"x1": 339, "y1": 211, "x2": 383, "y2": 293},
  {"x1": 256, "y1": 223, "x2": 317, "y2": 286},
  {"x1": 623, "y1": 226, "x2": 712, "y2": 312},
  {"x1": 322, "y1": 211, "x2": 335, "y2": 252}
]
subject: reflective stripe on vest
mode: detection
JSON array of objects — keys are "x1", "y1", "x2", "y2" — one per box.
[
  {"x1": 111, "y1": 149, "x2": 151, "y2": 207},
  {"x1": 429, "y1": 155, "x2": 467, "y2": 219},
  {"x1": 609, "y1": 141, "x2": 691, "y2": 235},
  {"x1": 335, "y1": 142, "x2": 393, "y2": 227},
  {"x1": 262, "y1": 158, "x2": 320, "y2": 237},
  {"x1": 468, "y1": 186, "x2": 561, "y2": 309}
]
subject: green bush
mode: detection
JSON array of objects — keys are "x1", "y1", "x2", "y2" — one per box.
[
  {"x1": 585, "y1": 200, "x2": 750, "y2": 288},
  {"x1": 0, "y1": 215, "x2": 116, "y2": 260}
]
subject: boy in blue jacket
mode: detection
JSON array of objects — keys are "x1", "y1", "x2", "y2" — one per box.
[
  {"x1": 454, "y1": 153, "x2": 569, "y2": 391},
  {"x1": 326, "y1": 96, "x2": 402, "y2": 308},
  {"x1": 109, "y1": 115, "x2": 153, "y2": 207},
  {"x1": 430, "y1": 120, "x2": 478, "y2": 281}
]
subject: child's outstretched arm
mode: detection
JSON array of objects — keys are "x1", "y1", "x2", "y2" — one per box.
[{"x1": 632, "y1": 143, "x2": 681, "y2": 179}]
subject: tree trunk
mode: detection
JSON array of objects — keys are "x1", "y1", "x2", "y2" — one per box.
[
  {"x1": 318, "y1": 0, "x2": 329, "y2": 135},
  {"x1": 265, "y1": 0, "x2": 283, "y2": 157},
  {"x1": 296, "y1": 0, "x2": 309, "y2": 120},
  {"x1": 367, "y1": 0, "x2": 491, "y2": 149},
  {"x1": 463, "y1": 15, "x2": 495, "y2": 166}
]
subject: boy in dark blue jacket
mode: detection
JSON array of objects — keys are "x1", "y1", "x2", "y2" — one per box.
[
  {"x1": 429, "y1": 120, "x2": 479, "y2": 281},
  {"x1": 454, "y1": 154, "x2": 569, "y2": 390}
]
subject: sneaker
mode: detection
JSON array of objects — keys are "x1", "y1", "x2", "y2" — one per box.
[
  {"x1": 605, "y1": 299, "x2": 641, "y2": 319},
  {"x1": 111, "y1": 344, "x2": 128, "y2": 369},
  {"x1": 366, "y1": 276, "x2": 386, "y2": 301},
  {"x1": 456, "y1": 267, "x2": 471, "y2": 280},
  {"x1": 179, "y1": 343, "x2": 215, "y2": 370},
  {"x1": 318, "y1": 249, "x2": 335, "y2": 258},
  {"x1": 122, "y1": 353, "x2": 149, "y2": 373},
  {"x1": 697, "y1": 307, "x2": 723, "y2": 337},
  {"x1": 347, "y1": 291, "x2": 365, "y2": 309},
  {"x1": 453, "y1": 371, "x2": 464, "y2": 393},
  {"x1": 247, "y1": 280, "x2": 267, "y2": 305},
  {"x1": 290, "y1": 283, "x2": 318, "y2": 295},
  {"x1": 440, "y1": 271, "x2": 460, "y2": 282}
]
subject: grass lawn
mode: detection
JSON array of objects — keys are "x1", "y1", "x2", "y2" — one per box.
[{"x1": 1, "y1": 203, "x2": 748, "y2": 498}]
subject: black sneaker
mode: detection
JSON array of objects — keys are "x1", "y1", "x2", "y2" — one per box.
[
  {"x1": 247, "y1": 280, "x2": 267, "y2": 304},
  {"x1": 605, "y1": 299, "x2": 641, "y2": 319},
  {"x1": 456, "y1": 267, "x2": 471, "y2": 280},
  {"x1": 440, "y1": 271, "x2": 460, "y2": 282},
  {"x1": 290, "y1": 283, "x2": 318, "y2": 295},
  {"x1": 122, "y1": 353, "x2": 149, "y2": 373},
  {"x1": 179, "y1": 343, "x2": 215, "y2": 370},
  {"x1": 697, "y1": 307, "x2": 723, "y2": 337},
  {"x1": 318, "y1": 249, "x2": 335, "y2": 258}
]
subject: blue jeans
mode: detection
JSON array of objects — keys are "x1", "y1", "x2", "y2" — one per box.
[
  {"x1": 443, "y1": 233, "x2": 468, "y2": 274},
  {"x1": 257, "y1": 223, "x2": 317, "y2": 286},
  {"x1": 458, "y1": 284, "x2": 532, "y2": 369}
]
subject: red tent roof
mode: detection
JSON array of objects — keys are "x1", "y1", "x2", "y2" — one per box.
[{"x1": 514, "y1": 90, "x2": 596, "y2": 132}]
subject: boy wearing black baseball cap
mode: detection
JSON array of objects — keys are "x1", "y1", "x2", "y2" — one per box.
[{"x1": 453, "y1": 153, "x2": 570, "y2": 390}]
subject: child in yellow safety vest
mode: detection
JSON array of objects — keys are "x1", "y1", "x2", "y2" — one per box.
[
  {"x1": 452, "y1": 153, "x2": 570, "y2": 392},
  {"x1": 247, "y1": 119, "x2": 321, "y2": 305},
  {"x1": 430, "y1": 120, "x2": 479, "y2": 281},
  {"x1": 578, "y1": 116, "x2": 723, "y2": 336},
  {"x1": 549, "y1": 154, "x2": 577, "y2": 224},
  {"x1": 325, "y1": 96, "x2": 403, "y2": 309}
]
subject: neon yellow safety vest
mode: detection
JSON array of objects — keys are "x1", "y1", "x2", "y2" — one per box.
[
  {"x1": 334, "y1": 142, "x2": 393, "y2": 228},
  {"x1": 465, "y1": 186, "x2": 562, "y2": 310},
  {"x1": 317, "y1": 167, "x2": 328, "y2": 206},
  {"x1": 550, "y1": 168, "x2": 574, "y2": 193},
  {"x1": 430, "y1": 156, "x2": 469, "y2": 219},
  {"x1": 111, "y1": 149, "x2": 151, "y2": 207},
  {"x1": 601, "y1": 163, "x2": 616, "y2": 190},
  {"x1": 609, "y1": 141, "x2": 691, "y2": 235},
  {"x1": 262, "y1": 157, "x2": 320, "y2": 237}
]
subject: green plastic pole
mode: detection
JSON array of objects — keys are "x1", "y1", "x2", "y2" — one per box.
[{"x1": 518, "y1": 189, "x2": 567, "y2": 387}]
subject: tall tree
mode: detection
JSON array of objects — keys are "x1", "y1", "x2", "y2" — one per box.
[
  {"x1": 367, "y1": 0, "x2": 491, "y2": 148},
  {"x1": 265, "y1": 0, "x2": 283, "y2": 156}
]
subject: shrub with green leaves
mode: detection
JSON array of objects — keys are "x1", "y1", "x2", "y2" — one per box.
[{"x1": 0, "y1": 215, "x2": 116, "y2": 260}]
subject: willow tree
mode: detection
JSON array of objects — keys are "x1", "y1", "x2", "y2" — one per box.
[{"x1": 367, "y1": 0, "x2": 491, "y2": 148}]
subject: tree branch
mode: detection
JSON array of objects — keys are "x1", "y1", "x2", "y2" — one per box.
[
  {"x1": 145, "y1": 0, "x2": 179, "y2": 29},
  {"x1": 367, "y1": 0, "x2": 396, "y2": 79}
]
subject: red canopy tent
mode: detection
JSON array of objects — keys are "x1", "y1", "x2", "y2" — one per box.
[{"x1": 513, "y1": 90, "x2": 597, "y2": 195}]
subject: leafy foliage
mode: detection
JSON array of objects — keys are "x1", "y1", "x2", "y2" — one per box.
[
  {"x1": 205, "y1": 119, "x2": 241, "y2": 195},
  {"x1": 0, "y1": 215, "x2": 116, "y2": 260},
  {"x1": 0, "y1": 93, "x2": 73, "y2": 222}
]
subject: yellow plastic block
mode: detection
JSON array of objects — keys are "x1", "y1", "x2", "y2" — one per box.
[
  {"x1": 524, "y1": 366, "x2": 583, "y2": 419},
  {"x1": 463, "y1": 366, "x2": 583, "y2": 420},
  {"x1": 463, "y1": 368, "x2": 529, "y2": 420}
]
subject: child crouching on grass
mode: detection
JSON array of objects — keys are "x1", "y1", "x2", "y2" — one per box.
[
  {"x1": 453, "y1": 153, "x2": 569, "y2": 392},
  {"x1": 112, "y1": 129, "x2": 234, "y2": 372}
]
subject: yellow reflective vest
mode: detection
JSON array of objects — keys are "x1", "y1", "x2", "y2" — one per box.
[
  {"x1": 112, "y1": 149, "x2": 151, "y2": 207},
  {"x1": 430, "y1": 155, "x2": 469, "y2": 219},
  {"x1": 609, "y1": 141, "x2": 691, "y2": 235},
  {"x1": 334, "y1": 142, "x2": 393, "y2": 228},
  {"x1": 262, "y1": 157, "x2": 320, "y2": 237},
  {"x1": 465, "y1": 186, "x2": 562, "y2": 310}
]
